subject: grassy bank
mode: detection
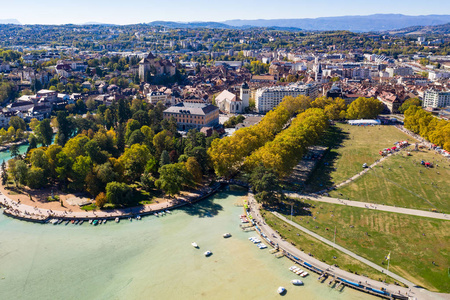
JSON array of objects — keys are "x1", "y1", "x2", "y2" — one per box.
[
  {"x1": 274, "y1": 199, "x2": 450, "y2": 292},
  {"x1": 262, "y1": 211, "x2": 402, "y2": 285},
  {"x1": 330, "y1": 149, "x2": 450, "y2": 213},
  {"x1": 306, "y1": 124, "x2": 417, "y2": 192}
]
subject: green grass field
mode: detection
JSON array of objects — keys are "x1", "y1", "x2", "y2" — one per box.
[
  {"x1": 330, "y1": 149, "x2": 450, "y2": 213},
  {"x1": 274, "y1": 199, "x2": 450, "y2": 292},
  {"x1": 306, "y1": 124, "x2": 417, "y2": 192},
  {"x1": 262, "y1": 211, "x2": 402, "y2": 286}
]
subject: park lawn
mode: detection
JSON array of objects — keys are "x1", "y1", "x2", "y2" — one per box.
[
  {"x1": 306, "y1": 123, "x2": 417, "y2": 192},
  {"x1": 276, "y1": 199, "x2": 450, "y2": 292},
  {"x1": 330, "y1": 149, "x2": 450, "y2": 213},
  {"x1": 262, "y1": 211, "x2": 402, "y2": 286}
]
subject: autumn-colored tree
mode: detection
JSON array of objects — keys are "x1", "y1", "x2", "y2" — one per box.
[{"x1": 95, "y1": 192, "x2": 108, "y2": 209}]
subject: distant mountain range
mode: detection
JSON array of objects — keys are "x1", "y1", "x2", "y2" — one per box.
[
  {"x1": 387, "y1": 22, "x2": 450, "y2": 35},
  {"x1": 222, "y1": 14, "x2": 450, "y2": 32},
  {"x1": 0, "y1": 19, "x2": 20, "y2": 25}
]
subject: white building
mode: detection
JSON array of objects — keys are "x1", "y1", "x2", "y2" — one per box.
[
  {"x1": 428, "y1": 71, "x2": 450, "y2": 82},
  {"x1": 385, "y1": 66, "x2": 413, "y2": 77},
  {"x1": 216, "y1": 90, "x2": 243, "y2": 114},
  {"x1": 423, "y1": 89, "x2": 450, "y2": 108},
  {"x1": 147, "y1": 91, "x2": 168, "y2": 105},
  {"x1": 255, "y1": 83, "x2": 318, "y2": 113},
  {"x1": 216, "y1": 82, "x2": 250, "y2": 114}
]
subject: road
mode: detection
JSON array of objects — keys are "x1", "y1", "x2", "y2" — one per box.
[{"x1": 285, "y1": 193, "x2": 450, "y2": 221}]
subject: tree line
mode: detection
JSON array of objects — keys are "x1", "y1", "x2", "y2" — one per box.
[
  {"x1": 404, "y1": 105, "x2": 450, "y2": 151},
  {"x1": 208, "y1": 95, "x2": 312, "y2": 178},
  {"x1": 6, "y1": 98, "x2": 218, "y2": 208}
]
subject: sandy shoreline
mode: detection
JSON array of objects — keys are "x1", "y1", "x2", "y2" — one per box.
[{"x1": 0, "y1": 181, "x2": 221, "y2": 222}]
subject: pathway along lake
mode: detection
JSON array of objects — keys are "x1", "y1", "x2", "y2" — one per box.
[{"x1": 0, "y1": 188, "x2": 374, "y2": 299}]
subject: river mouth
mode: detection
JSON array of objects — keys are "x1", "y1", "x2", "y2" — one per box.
[{"x1": 0, "y1": 189, "x2": 374, "y2": 299}]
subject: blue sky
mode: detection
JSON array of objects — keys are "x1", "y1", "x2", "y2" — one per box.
[{"x1": 1, "y1": 0, "x2": 450, "y2": 25}]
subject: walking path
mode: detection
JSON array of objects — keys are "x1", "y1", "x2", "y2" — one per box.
[
  {"x1": 247, "y1": 192, "x2": 450, "y2": 300},
  {"x1": 0, "y1": 183, "x2": 222, "y2": 222},
  {"x1": 318, "y1": 154, "x2": 391, "y2": 194},
  {"x1": 273, "y1": 211, "x2": 414, "y2": 286},
  {"x1": 285, "y1": 193, "x2": 450, "y2": 221}
]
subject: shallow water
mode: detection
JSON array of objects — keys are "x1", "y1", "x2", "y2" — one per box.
[
  {"x1": 0, "y1": 144, "x2": 28, "y2": 163},
  {"x1": 0, "y1": 189, "x2": 375, "y2": 299}
]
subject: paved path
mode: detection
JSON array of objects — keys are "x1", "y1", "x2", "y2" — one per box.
[
  {"x1": 285, "y1": 193, "x2": 450, "y2": 221},
  {"x1": 247, "y1": 192, "x2": 450, "y2": 300}
]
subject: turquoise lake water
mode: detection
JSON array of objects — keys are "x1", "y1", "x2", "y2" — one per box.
[{"x1": 0, "y1": 188, "x2": 375, "y2": 299}]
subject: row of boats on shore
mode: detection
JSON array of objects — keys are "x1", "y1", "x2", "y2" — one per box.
[{"x1": 47, "y1": 209, "x2": 174, "y2": 225}]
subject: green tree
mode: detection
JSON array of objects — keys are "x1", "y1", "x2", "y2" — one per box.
[
  {"x1": 160, "y1": 150, "x2": 170, "y2": 167},
  {"x1": 15, "y1": 160, "x2": 28, "y2": 186},
  {"x1": 399, "y1": 98, "x2": 422, "y2": 114},
  {"x1": 185, "y1": 157, "x2": 202, "y2": 183},
  {"x1": 156, "y1": 163, "x2": 192, "y2": 196},
  {"x1": 346, "y1": 97, "x2": 384, "y2": 119},
  {"x1": 26, "y1": 167, "x2": 45, "y2": 189},
  {"x1": 249, "y1": 164, "x2": 282, "y2": 206},
  {"x1": 9, "y1": 144, "x2": 19, "y2": 158},
  {"x1": 106, "y1": 181, "x2": 133, "y2": 206},
  {"x1": 9, "y1": 116, "x2": 26, "y2": 131},
  {"x1": 36, "y1": 119, "x2": 53, "y2": 146},
  {"x1": 119, "y1": 144, "x2": 151, "y2": 182}
]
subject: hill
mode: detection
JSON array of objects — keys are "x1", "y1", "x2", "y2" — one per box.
[{"x1": 387, "y1": 22, "x2": 450, "y2": 35}]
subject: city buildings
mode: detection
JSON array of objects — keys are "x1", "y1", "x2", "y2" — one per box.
[
  {"x1": 163, "y1": 102, "x2": 219, "y2": 130},
  {"x1": 255, "y1": 83, "x2": 318, "y2": 113},
  {"x1": 423, "y1": 89, "x2": 450, "y2": 108}
]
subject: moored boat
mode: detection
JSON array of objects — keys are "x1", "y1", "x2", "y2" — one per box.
[
  {"x1": 291, "y1": 279, "x2": 303, "y2": 286},
  {"x1": 223, "y1": 233, "x2": 231, "y2": 238},
  {"x1": 192, "y1": 242, "x2": 198, "y2": 248},
  {"x1": 79, "y1": 220, "x2": 84, "y2": 225},
  {"x1": 89, "y1": 219, "x2": 93, "y2": 224},
  {"x1": 277, "y1": 287, "x2": 286, "y2": 294},
  {"x1": 115, "y1": 217, "x2": 120, "y2": 223},
  {"x1": 93, "y1": 219, "x2": 98, "y2": 225},
  {"x1": 204, "y1": 250, "x2": 212, "y2": 257}
]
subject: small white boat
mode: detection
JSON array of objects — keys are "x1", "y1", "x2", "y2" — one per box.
[
  {"x1": 300, "y1": 272, "x2": 309, "y2": 277},
  {"x1": 192, "y1": 242, "x2": 198, "y2": 248},
  {"x1": 277, "y1": 287, "x2": 286, "y2": 294},
  {"x1": 89, "y1": 219, "x2": 93, "y2": 224},
  {"x1": 204, "y1": 250, "x2": 212, "y2": 257},
  {"x1": 102, "y1": 219, "x2": 107, "y2": 224},
  {"x1": 154, "y1": 213, "x2": 159, "y2": 217},
  {"x1": 115, "y1": 217, "x2": 119, "y2": 223},
  {"x1": 136, "y1": 215, "x2": 141, "y2": 220},
  {"x1": 165, "y1": 210, "x2": 171, "y2": 214},
  {"x1": 223, "y1": 233, "x2": 231, "y2": 238},
  {"x1": 291, "y1": 279, "x2": 303, "y2": 286}
]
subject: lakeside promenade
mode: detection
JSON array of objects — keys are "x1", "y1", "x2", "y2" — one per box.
[
  {"x1": 247, "y1": 191, "x2": 450, "y2": 300},
  {"x1": 0, "y1": 183, "x2": 222, "y2": 223}
]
